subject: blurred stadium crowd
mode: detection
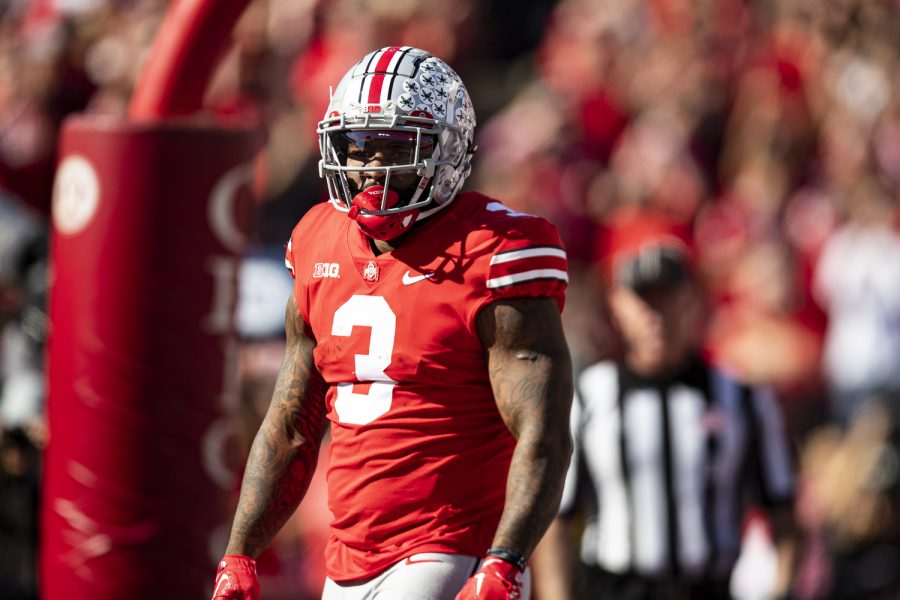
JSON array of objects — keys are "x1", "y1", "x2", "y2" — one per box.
[{"x1": 0, "y1": 0, "x2": 897, "y2": 598}]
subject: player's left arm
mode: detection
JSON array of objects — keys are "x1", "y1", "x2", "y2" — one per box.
[{"x1": 476, "y1": 296, "x2": 574, "y2": 559}]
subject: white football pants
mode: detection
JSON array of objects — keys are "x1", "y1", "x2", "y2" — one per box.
[{"x1": 321, "y1": 552, "x2": 532, "y2": 600}]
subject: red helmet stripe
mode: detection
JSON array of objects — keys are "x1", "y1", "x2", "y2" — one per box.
[{"x1": 367, "y1": 46, "x2": 402, "y2": 106}]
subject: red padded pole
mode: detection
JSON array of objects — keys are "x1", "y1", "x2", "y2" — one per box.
[
  {"x1": 41, "y1": 1, "x2": 258, "y2": 598},
  {"x1": 129, "y1": 0, "x2": 252, "y2": 120},
  {"x1": 42, "y1": 119, "x2": 257, "y2": 600}
]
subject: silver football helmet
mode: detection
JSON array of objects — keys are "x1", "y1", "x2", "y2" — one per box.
[{"x1": 317, "y1": 46, "x2": 477, "y2": 240}]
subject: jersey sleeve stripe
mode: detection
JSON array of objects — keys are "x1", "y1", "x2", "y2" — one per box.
[
  {"x1": 487, "y1": 268, "x2": 569, "y2": 289},
  {"x1": 284, "y1": 239, "x2": 295, "y2": 275},
  {"x1": 489, "y1": 246, "x2": 567, "y2": 265},
  {"x1": 490, "y1": 255, "x2": 567, "y2": 279}
]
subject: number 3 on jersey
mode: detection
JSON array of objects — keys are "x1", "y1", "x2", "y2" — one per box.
[{"x1": 331, "y1": 295, "x2": 397, "y2": 424}]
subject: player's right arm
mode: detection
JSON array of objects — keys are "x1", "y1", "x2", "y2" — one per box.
[
  {"x1": 213, "y1": 295, "x2": 328, "y2": 599},
  {"x1": 227, "y1": 294, "x2": 328, "y2": 556}
]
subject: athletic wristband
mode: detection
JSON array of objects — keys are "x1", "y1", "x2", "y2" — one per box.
[{"x1": 486, "y1": 546, "x2": 527, "y2": 572}]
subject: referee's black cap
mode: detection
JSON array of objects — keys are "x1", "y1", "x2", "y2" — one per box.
[{"x1": 613, "y1": 240, "x2": 693, "y2": 291}]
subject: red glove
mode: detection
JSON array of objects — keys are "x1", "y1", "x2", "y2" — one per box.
[
  {"x1": 455, "y1": 556, "x2": 524, "y2": 600},
  {"x1": 212, "y1": 555, "x2": 260, "y2": 600}
]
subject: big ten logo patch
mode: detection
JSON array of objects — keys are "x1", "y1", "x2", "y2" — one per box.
[{"x1": 314, "y1": 263, "x2": 341, "y2": 278}]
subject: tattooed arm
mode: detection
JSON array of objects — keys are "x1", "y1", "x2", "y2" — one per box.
[
  {"x1": 225, "y1": 295, "x2": 329, "y2": 557},
  {"x1": 476, "y1": 297, "x2": 574, "y2": 559}
]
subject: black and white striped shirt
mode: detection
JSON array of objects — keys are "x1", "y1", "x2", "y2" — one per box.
[{"x1": 559, "y1": 357, "x2": 794, "y2": 580}]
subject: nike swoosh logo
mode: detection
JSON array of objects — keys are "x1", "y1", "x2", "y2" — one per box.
[
  {"x1": 213, "y1": 572, "x2": 229, "y2": 597},
  {"x1": 405, "y1": 556, "x2": 443, "y2": 565},
  {"x1": 402, "y1": 271, "x2": 435, "y2": 285}
]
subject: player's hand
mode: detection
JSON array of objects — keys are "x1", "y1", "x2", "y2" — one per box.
[
  {"x1": 212, "y1": 555, "x2": 260, "y2": 600},
  {"x1": 455, "y1": 556, "x2": 524, "y2": 600}
]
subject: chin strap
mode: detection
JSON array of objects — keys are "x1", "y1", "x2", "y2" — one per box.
[{"x1": 415, "y1": 195, "x2": 455, "y2": 222}]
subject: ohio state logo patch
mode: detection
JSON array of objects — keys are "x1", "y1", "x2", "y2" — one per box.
[{"x1": 363, "y1": 261, "x2": 379, "y2": 282}]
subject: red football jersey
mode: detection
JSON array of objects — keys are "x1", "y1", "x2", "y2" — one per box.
[{"x1": 284, "y1": 192, "x2": 568, "y2": 582}]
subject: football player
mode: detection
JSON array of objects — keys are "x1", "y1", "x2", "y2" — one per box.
[{"x1": 212, "y1": 47, "x2": 573, "y2": 600}]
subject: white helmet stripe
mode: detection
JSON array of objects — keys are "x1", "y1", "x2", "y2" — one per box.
[
  {"x1": 351, "y1": 47, "x2": 417, "y2": 108},
  {"x1": 353, "y1": 50, "x2": 379, "y2": 102},
  {"x1": 360, "y1": 73, "x2": 375, "y2": 106},
  {"x1": 382, "y1": 47, "x2": 413, "y2": 103},
  {"x1": 385, "y1": 47, "x2": 407, "y2": 74},
  {"x1": 358, "y1": 48, "x2": 388, "y2": 105},
  {"x1": 355, "y1": 49, "x2": 379, "y2": 76},
  {"x1": 380, "y1": 75, "x2": 394, "y2": 105},
  {"x1": 365, "y1": 46, "x2": 404, "y2": 106}
]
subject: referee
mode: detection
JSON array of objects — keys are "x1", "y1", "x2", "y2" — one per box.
[{"x1": 534, "y1": 237, "x2": 797, "y2": 600}]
